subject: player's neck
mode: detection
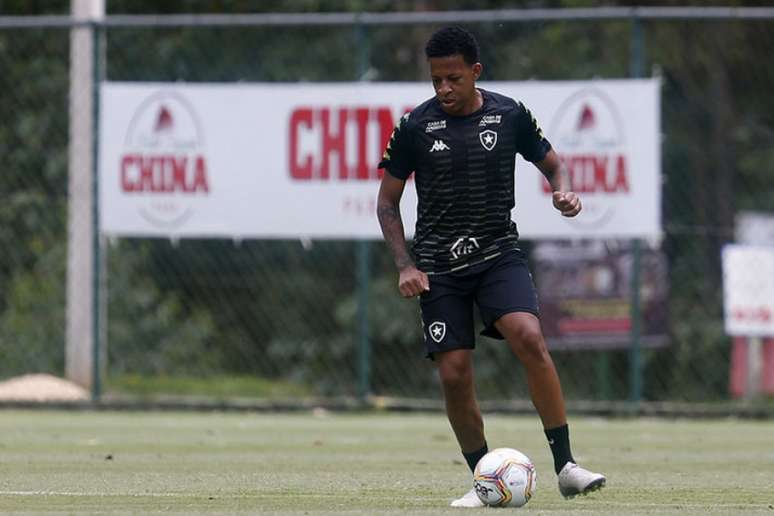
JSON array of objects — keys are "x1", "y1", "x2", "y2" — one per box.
[{"x1": 458, "y1": 88, "x2": 483, "y2": 116}]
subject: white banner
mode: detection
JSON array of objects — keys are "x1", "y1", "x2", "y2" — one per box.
[
  {"x1": 723, "y1": 245, "x2": 774, "y2": 337},
  {"x1": 99, "y1": 79, "x2": 660, "y2": 240}
]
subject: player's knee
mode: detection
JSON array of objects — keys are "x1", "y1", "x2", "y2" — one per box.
[
  {"x1": 509, "y1": 326, "x2": 548, "y2": 364},
  {"x1": 437, "y1": 354, "x2": 473, "y2": 390}
]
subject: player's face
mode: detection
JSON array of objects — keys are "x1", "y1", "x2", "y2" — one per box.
[{"x1": 429, "y1": 54, "x2": 482, "y2": 116}]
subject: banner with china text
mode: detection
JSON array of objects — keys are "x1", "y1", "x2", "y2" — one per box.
[{"x1": 99, "y1": 80, "x2": 660, "y2": 239}]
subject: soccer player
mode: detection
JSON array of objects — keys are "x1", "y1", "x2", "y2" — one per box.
[{"x1": 376, "y1": 26, "x2": 606, "y2": 507}]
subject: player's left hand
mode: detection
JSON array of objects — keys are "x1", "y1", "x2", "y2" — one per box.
[{"x1": 552, "y1": 191, "x2": 582, "y2": 217}]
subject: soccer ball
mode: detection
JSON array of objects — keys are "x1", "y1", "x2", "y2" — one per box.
[{"x1": 473, "y1": 448, "x2": 537, "y2": 507}]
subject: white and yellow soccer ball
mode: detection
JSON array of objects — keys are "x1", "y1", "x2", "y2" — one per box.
[{"x1": 473, "y1": 448, "x2": 537, "y2": 507}]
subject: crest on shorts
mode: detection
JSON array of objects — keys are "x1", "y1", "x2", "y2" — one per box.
[
  {"x1": 428, "y1": 321, "x2": 447, "y2": 343},
  {"x1": 479, "y1": 130, "x2": 498, "y2": 151}
]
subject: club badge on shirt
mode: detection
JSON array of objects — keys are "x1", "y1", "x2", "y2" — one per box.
[{"x1": 479, "y1": 130, "x2": 498, "y2": 151}]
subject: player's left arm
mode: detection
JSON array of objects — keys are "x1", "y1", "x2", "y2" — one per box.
[{"x1": 535, "y1": 149, "x2": 582, "y2": 218}]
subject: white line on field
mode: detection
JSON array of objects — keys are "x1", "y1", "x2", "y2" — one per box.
[
  {"x1": 0, "y1": 490, "x2": 445, "y2": 501},
  {"x1": 1, "y1": 491, "x2": 771, "y2": 509},
  {"x1": 0, "y1": 491, "x2": 182, "y2": 498}
]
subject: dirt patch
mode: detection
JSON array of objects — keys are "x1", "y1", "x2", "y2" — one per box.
[{"x1": 0, "y1": 374, "x2": 89, "y2": 402}]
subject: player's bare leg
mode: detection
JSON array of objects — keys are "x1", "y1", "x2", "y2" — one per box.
[
  {"x1": 435, "y1": 349, "x2": 487, "y2": 507},
  {"x1": 436, "y1": 349, "x2": 485, "y2": 452},
  {"x1": 494, "y1": 312, "x2": 566, "y2": 428},
  {"x1": 495, "y1": 312, "x2": 606, "y2": 498}
]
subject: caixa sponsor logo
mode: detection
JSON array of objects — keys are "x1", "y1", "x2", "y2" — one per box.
[
  {"x1": 120, "y1": 91, "x2": 210, "y2": 228},
  {"x1": 288, "y1": 106, "x2": 412, "y2": 181},
  {"x1": 548, "y1": 89, "x2": 630, "y2": 227}
]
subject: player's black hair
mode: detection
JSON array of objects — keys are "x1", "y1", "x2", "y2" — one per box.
[{"x1": 425, "y1": 26, "x2": 480, "y2": 65}]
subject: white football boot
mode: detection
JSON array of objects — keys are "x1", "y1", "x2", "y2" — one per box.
[
  {"x1": 557, "y1": 462, "x2": 606, "y2": 498},
  {"x1": 449, "y1": 487, "x2": 485, "y2": 508}
]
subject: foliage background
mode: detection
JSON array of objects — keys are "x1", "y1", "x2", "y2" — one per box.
[{"x1": 1, "y1": 0, "x2": 772, "y2": 402}]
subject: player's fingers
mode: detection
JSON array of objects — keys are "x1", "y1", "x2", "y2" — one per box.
[
  {"x1": 559, "y1": 194, "x2": 580, "y2": 216},
  {"x1": 557, "y1": 200, "x2": 571, "y2": 210},
  {"x1": 562, "y1": 201, "x2": 582, "y2": 217},
  {"x1": 553, "y1": 192, "x2": 574, "y2": 212},
  {"x1": 401, "y1": 278, "x2": 422, "y2": 298},
  {"x1": 571, "y1": 195, "x2": 581, "y2": 213},
  {"x1": 412, "y1": 277, "x2": 427, "y2": 296}
]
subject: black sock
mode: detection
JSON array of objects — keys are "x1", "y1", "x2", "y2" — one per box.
[
  {"x1": 462, "y1": 442, "x2": 488, "y2": 473},
  {"x1": 545, "y1": 424, "x2": 575, "y2": 474}
]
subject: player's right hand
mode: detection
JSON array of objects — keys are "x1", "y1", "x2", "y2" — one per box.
[{"x1": 398, "y1": 265, "x2": 430, "y2": 298}]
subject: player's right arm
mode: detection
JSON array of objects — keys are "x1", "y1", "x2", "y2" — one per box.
[
  {"x1": 376, "y1": 113, "x2": 429, "y2": 298},
  {"x1": 377, "y1": 174, "x2": 429, "y2": 298}
]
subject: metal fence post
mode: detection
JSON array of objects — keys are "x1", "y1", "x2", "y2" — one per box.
[
  {"x1": 356, "y1": 241, "x2": 371, "y2": 400},
  {"x1": 355, "y1": 20, "x2": 372, "y2": 401},
  {"x1": 66, "y1": 1, "x2": 104, "y2": 396},
  {"x1": 91, "y1": 21, "x2": 103, "y2": 401},
  {"x1": 628, "y1": 16, "x2": 645, "y2": 405},
  {"x1": 629, "y1": 239, "x2": 643, "y2": 404}
]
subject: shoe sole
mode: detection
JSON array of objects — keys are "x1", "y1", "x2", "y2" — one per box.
[{"x1": 561, "y1": 477, "x2": 606, "y2": 499}]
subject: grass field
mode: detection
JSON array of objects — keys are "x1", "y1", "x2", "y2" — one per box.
[{"x1": 0, "y1": 410, "x2": 773, "y2": 514}]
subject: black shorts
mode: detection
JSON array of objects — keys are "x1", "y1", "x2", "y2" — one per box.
[{"x1": 419, "y1": 249, "x2": 539, "y2": 358}]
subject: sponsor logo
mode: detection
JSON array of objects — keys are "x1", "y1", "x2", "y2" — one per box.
[
  {"x1": 289, "y1": 106, "x2": 413, "y2": 181},
  {"x1": 732, "y1": 306, "x2": 772, "y2": 323},
  {"x1": 478, "y1": 114, "x2": 502, "y2": 126},
  {"x1": 479, "y1": 130, "x2": 498, "y2": 151},
  {"x1": 450, "y1": 237, "x2": 480, "y2": 259},
  {"x1": 548, "y1": 88, "x2": 630, "y2": 228},
  {"x1": 425, "y1": 120, "x2": 447, "y2": 133},
  {"x1": 430, "y1": 140, "x2": 451, "y2": 152},
  {"x1": 474, "y1": 482, "x2": 494, "y2": 499},
  {"x1": 428, "y1": 321, "x2": 447, "y2": 343},
  {"x1": 120, "y1": 91, "x2": 210, "y2": 229}
]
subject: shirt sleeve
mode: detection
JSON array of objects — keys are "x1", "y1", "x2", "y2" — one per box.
[
  {"x1": 514, "y1": 103, "x2": 552, "y2": 163},
  {"x1": 378, "y1": 113, "x2": 415, "y2": 180}
]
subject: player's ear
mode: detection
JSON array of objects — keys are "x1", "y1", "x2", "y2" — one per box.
[{"x1": 472, "y1": 62, "x2": 482, "y2": 80}]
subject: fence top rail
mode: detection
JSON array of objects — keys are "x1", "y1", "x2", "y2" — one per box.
[{"x1": 2, "y1": 6, "x2": 774, "y2": 29}]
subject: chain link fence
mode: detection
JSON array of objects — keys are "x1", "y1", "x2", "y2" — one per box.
[
  {"x1": 1, "y1": 8, "x2": 773, "y2": 409},
  {"x1": 0, "y1": 25, "x2": 70, "y2": 378}
]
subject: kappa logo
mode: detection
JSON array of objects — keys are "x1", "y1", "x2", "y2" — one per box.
[
  {"x1": 428, "y1": 321, "x2": 447, "y2": 343},
  {"x1": 429, "y1": 140, "x2": 451, "y2": 152},
  {"x1": 479, "y1": 130, "x2": 498, "y2": 151}
]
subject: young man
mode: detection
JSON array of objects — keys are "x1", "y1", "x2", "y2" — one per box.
[{"x1": 376, "y1": 26, "x2": 606, "y2": 507}]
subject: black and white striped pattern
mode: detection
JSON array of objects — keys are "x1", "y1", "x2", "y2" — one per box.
[{"x1": 379, "y1": 89, "x2": 551, "y2": 275}]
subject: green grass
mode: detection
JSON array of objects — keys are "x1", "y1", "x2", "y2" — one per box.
[
  {"x1": 105, "y1": 374, "x2": 313, "y2": 399},
  {"x1": 0, "y1": 411, "x2": 773, "y2": 514}
]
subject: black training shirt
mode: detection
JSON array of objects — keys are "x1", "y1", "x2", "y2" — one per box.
[{"x1": 378, "y1": 88, "x2": 551, "y2": 274}]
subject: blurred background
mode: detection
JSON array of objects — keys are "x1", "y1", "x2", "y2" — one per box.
[{"x1": 1, "y1": 0, "x2": 773, "y2": 412}]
